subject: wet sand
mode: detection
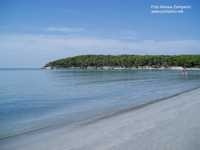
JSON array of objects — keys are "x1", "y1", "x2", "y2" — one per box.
[{"x1": 1, "y1": 88, "x2": 200, "y2": 150}]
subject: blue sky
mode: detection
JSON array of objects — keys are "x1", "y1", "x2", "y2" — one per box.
[{"x1": 0, "y1": 0, "x2": 200, "y2": 67}]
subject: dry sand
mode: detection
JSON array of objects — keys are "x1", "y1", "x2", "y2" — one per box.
[{"x1": 1, "y1": 88, "x2": 200, "y2": 150}]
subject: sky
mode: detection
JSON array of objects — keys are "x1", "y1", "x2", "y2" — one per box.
[{"x1": 0, "y1": 0, "x2": 200, "y2": 67}]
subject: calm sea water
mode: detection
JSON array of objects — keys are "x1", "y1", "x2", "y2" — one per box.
[{"x1": 0, "y1": 69, "x2": 200, "y2": 139}]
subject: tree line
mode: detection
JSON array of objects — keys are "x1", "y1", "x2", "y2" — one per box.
[{"x1": 45, "y1": 55, "x2": 200, "y2": 69}]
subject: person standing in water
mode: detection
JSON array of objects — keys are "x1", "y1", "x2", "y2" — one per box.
[{"x1": 182, "y1": 66, "x2": 188, "y2": 76}]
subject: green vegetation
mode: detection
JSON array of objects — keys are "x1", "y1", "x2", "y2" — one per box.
[{"x1": 44, "y1": 55, "x2": 200, "y2": 69}]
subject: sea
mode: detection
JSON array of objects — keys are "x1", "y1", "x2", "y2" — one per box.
[{"x1": 0, "y1": 68, "x2": 200, "y2": 139}]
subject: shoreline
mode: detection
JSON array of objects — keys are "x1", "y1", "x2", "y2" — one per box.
[
  {"x1": 79, "y1": 86, "x2": 200, "y2": 126},
  {"x1": 1, "y1": 87, "x2": 200, "y2": 150},
  {"x1": 1, "y1": 86, "x2": 199, "y2": 141},
  {"x1": 44, "y1": 66, "x2": 200, "y2": 71}
]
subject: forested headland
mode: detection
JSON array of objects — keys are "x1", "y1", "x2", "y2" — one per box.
[{"x1": 44, "y1": 55, "x2": 200, "y2": 69}]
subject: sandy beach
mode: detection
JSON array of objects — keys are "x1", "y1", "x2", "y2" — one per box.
[{"x1": 1, "y1": 88, "x2": 200, "y2": 150}]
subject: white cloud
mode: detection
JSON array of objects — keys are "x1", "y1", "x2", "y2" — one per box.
[
  {"x1": 0, "y1": 34, "x2": 200, "y2": 55},
  {"x1": 46, "y1": 27, "x2": 85, "y2": 33}
]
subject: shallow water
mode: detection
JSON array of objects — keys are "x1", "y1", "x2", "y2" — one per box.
[{"x1": 0, "y1": 69, "x2": 200, "y2": 138}]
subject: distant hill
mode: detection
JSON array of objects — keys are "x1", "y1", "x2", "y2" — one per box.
[{"x1": 44, "y1": 55, "x2": 200, "y2": 69}]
